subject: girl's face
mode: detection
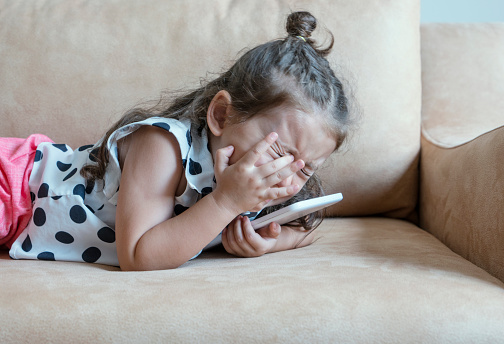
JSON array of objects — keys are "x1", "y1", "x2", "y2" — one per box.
[{"x1": 212, "y1": 104, "x2": 337, "y2": 207}]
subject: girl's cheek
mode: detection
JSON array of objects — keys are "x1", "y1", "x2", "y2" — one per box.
[
  {"x1": 294, "y1": 175, "x2": 309, "y2": 189},
  {"x1": 228, "y1": 148, "x2": 247, "y2": 165}
]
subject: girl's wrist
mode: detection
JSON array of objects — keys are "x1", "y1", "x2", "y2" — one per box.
[{"x1": 207, "y1": 190, "x2": 242, "y2": 220}]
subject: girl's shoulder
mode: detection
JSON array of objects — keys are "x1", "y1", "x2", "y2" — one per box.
[
  {"x1": 109, "y1": 116, "x2": 192, "y2": 168},
  {"x1": 109, "y1": 117, "x2": 193, "y2": 155},
  {"x1": 112, "y1": 116, "x2": 215, "y2": 197},
  {"x1": 117, "y1": 124, "x2": 182, "y2": 169},
  {"x1": 118, "y1": 123, "x2": 187, "y2": 198}
]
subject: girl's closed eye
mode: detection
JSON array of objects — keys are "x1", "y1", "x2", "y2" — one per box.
[
  {"x1": 270, "y1": 144, "x2": 312, "y2": 177},
  {"x1": 300, "y1": 168, "x2": 312, "y2": 177},
  {"x1": 270, "y1": 142, "x2": 286, "y2": 158}
]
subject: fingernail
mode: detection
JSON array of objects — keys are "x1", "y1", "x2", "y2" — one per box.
[
  {"x1": 296, "y1": 160, "x2": 304, "y2": 168},
  {"x1": 269, "y1": 132, "x2": 278, "y2": 140}
]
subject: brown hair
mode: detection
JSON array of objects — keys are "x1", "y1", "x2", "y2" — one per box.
[{"x1": 81, "y1": 11, "x2": 350, "y2": 232}]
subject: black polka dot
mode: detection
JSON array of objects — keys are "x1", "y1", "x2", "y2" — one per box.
[
  {"x1": 57, "y1": 161, "x2": 72, "y2": 172},
  {"x1": 85, "y1": 180, "x2": 95, "y2": 194},
  {"x1": 73, "y1": 184, "x2": 86, "y2": 201},
  {"x1": 55, "y1": 231, "x2": 74, "y2": 244},
  {"x1": 69, "y1": 205, "x2": 87, "y2": 224},
  {"x1": 186, "y1": 130, "x2": 192, "y2": 146},
  {"x1": 188, "y1": 159, "x2": 202, "y2": 175},
  {"x1": 63, "y1": 168, "x2": 78, "y2": 181},
  {"x1": 89, "y1": 148, "x2": 99, "y2": 162},
  {"x1": 152, "y1": 122, "x2": 170, "y2": 131},
  {"x1": 201, "y1": 187, "x2": 213, "y2": 197},
  {"x1": 37, "y1": 251, "x2": 55, "y2": 261},
  {"x1": 33, "y1": 208, "x2": 46, "y2": 226},
  {"x1": 82, "y1": 247, "x2": 101, "y2": 263},
  {"x1": 85, "y1": 205, "x2": 95, "y2": 213},
  {"x1": 34, "y1": 150, "x2": 43, "y2": 162},
  {"x1": 213, "y1": 176, "x2": 217, "y2": 183},
  {"x1": 97, "y1": 204, "x2": 104, "y2": 211},
  {"x1": 52, "y1": 144, "x2": 68, "y2": 152},
  {"x1": 78, "y1": 144, "x2": 94, "y2": 151},
  {"x1": 21, "y1": 235, "x2": 32, "y2": 252},
  {"x1": 51, "y1": 196, "x2": 62, "y2": 200},
  {"x1": 30, "y1": 192, "x2": 35, "y2": 203},
  {"x1": 97, "y1": 227, "x2": 115, "y2": 243},
  {"x1": 38, "y1": 183, "x2": 49, "y2": 198},
  {"x1": 174, "y1": 204, "x2": 189, "y2": 215},
  {"x1": 182, "y1": 159, "x2": 187, "y2": 168}
]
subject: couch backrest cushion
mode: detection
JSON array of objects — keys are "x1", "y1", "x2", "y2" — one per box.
[
  {"x1": 0, "y1": 0, "x2": 421, "y2": 218},
  {"x1": 421, "y1": 23, "x2": 504, "y2": 149}
]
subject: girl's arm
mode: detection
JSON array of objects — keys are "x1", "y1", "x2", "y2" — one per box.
[
  {"x1": 116, "y1": 127, "x2": 301, "y2": 271},
  {"x1": 221, "y1": 216, "x2": 317, "y2": 258}
]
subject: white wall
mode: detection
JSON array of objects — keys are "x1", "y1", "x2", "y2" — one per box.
[{"x1": 421, "y1": 0, "x2": 504, "y2": 22}]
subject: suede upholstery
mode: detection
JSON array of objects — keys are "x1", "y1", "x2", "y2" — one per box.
[
  {"x1": 420, "y1": 128, "x2": 504, "y2": 282},
  {"x1": 1, "y1": 1, "x2": 504, "y2": 343},
  {"x1": 0, "y1": 0, "x2": 421, "y2": 219},
  {"x1": 420, "y1": 23, "x2": 504, "y2": 283},
  {"x1": 419, "y1": 23, "x2": 504, "y2": 280},
  {"x1": 421, "y1": 23, "x2": 504, "y2": 148},
  {"x1": 2, "y1": 218, "x2": 504, "y2": 343}
]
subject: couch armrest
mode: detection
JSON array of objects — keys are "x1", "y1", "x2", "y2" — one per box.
[{"x1": 419, "y1": 126, "x2": 504, "y2": 281}]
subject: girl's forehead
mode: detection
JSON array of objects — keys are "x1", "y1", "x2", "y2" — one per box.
[
  {"x1": 269, "y1": 106, "x2": 332, "y2": 139},
  {"x1": 259, "y1": 108, "x2": 337, "y2": 167}
]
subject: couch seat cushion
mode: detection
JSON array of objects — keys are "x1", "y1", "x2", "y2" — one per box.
[{"x1": 2, "y1": 217, "x2": 503, "y2": 342}]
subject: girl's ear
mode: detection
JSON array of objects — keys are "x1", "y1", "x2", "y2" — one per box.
[{"x1": 207, "y1": 90, "x2": 233, "y2": 137}]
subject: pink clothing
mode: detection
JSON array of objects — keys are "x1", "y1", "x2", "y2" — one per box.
[{"x1": 0, "y1": 134, "x2": 53, "y2": 248}]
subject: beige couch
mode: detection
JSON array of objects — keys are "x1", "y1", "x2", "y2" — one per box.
[{"x1": 1, "y1": 1, "x2": 504, "y2": 342}]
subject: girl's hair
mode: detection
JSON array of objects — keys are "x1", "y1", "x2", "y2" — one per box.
[{"x1": 81, "y1": 11, "x2": 350, "y2": 233}]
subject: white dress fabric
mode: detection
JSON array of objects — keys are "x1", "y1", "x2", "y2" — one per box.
[{"x1": 9, "y1": 117, "x2": 217, "y2": 266}]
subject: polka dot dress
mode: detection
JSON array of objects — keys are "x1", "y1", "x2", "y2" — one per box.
[{"x1": 9, "y1": 117, "x2": 216, "y2": 266}]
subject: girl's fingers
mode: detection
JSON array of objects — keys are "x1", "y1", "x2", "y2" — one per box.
[
  {"x1": 242, "y1": 217, "x2": 276, "y2": 254},
  {"x1": 256, "y1": 153, "x2": 295, "y2": 176},
  {"x1": 222, "y1": 220, "x2": 238, "y2": 254},
  {"x1": 263, "y1": 159, "x2": 305, "y2": 187},
  {"x1": 214, "y1": 145, "x2": 234, "y2": 176},
  {"x1": 241, "y1": 217, "x2": 264, "y2": 250},
  {"x1": 233, "y1": 216, "x2": 256, "y2": 255},
  {"x1": 263, "y1": 184, "x2": 300, "y2": 200},
  {"x1": 223, "y1": 217, "x2": 253, "y2": 256},
  {"x1": 255, "y1": 222, "x2": 282, "y2": 240},
  {"x1": 223, "y1": 216, "x2": 273, "y2": 257},
  {"x1": 240, "y1": 132, "x2": 278, "y2": 166}
]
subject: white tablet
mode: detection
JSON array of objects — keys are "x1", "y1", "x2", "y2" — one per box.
[
  {"x1": 203, "y1": 193, "x2": 343, "y2": 250},
  {"x1": 250, "y1": 193, "x2": 343, "y2": 230}
]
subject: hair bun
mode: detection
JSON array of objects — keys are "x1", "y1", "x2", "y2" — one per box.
[{"x1": 286, "y1": 11, "x2": 317, "y2": 39}]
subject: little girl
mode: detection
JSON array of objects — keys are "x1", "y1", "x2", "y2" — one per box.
[{"x1": 0, "y1": 11, "x2": 350, "y2": 270}]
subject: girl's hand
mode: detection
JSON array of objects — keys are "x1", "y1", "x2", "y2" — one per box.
[
  {"x1": 212, "y1": 132, "x2": 304, "y2": 215},
  {"x1": 222, "y1": 215, "x2": 281, "y2": 257}
]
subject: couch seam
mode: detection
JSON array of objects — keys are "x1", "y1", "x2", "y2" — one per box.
[{"x1": 421, "y1": 124, "x2": 504, "y2": 149}]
